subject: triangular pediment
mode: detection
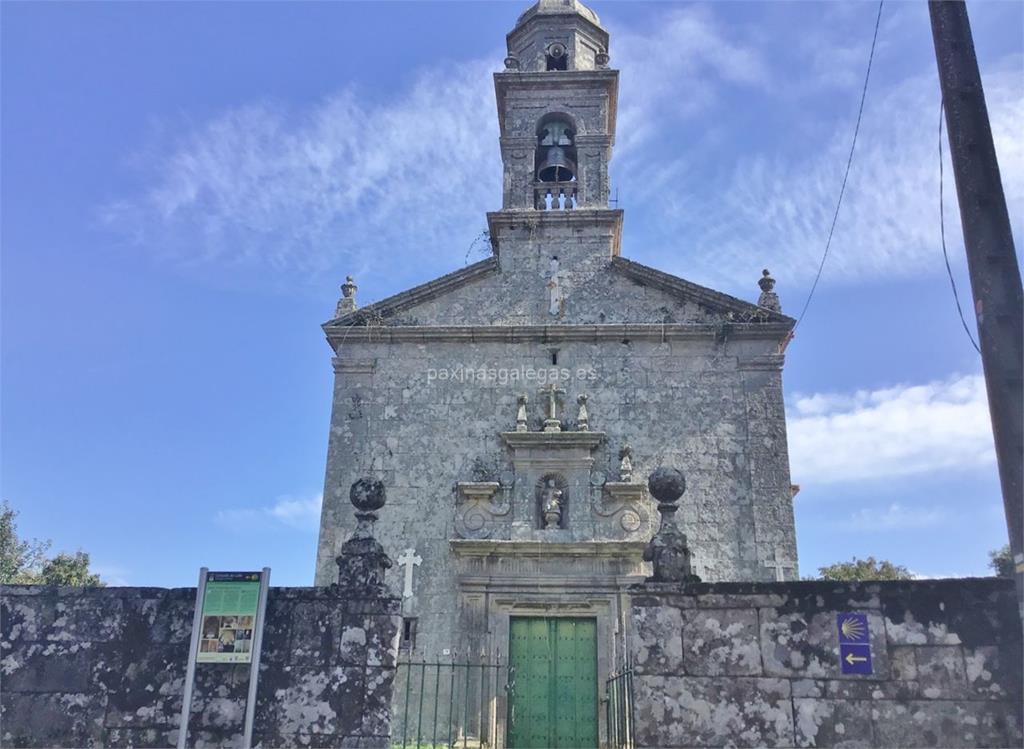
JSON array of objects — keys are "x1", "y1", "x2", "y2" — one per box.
[{"x1": 324, "y1": 254, "x2": 792, "y2": 336}]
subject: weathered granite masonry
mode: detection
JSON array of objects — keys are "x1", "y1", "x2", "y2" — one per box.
[
  {"x1": 314, "y1": 0, "x2": 798, "y2": 709},
  {"x1": 0, "y1": 585, "x2": 401, "y2": 748},
  {"x1": 629, "y1": 578, "x2": 1023, "y2": 749}
]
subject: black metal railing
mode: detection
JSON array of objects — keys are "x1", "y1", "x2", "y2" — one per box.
[
  {"x1": 605, "y1": 668, "x2": 635, "y2": 749},
  {"x1": 393, "y1": 656, "x2": 512, "y2": 749}
]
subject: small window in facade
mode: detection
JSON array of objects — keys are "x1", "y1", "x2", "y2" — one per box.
[{"x1": 400, "y1": 617, "x2": 418, "y2": 651}]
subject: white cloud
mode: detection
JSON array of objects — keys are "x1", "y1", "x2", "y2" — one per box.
[
  {"x1": 633, "y1": 63, "x2": 1024, "y2": 291},
  {"x1": 788, "y1": 373, "x2": 996, "y2": 484},
  {"x1": 101, "y1": 59, "x2": 502, "y2": 287},
  {"x1": 99, "y1": 5, "x2": 1022, "y2": 296},
  {"x1": 614, "y1": 6, "x2": 769, "y2": 157},
  {"x1": 216, "y1": 493, "x2": 322, "y2": 532},
  {"x1": 91, "y1": 563, "x2": 131, "y2": 586},
  {"x1": 844, "y1": 502, "x2": 947, "y2": 531}
]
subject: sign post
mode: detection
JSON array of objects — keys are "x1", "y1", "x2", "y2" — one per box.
[
  {"x1": 177, "y1": 568, "x2": 209, "y2": 749},
  {"x1": 177, "y1": 568, "x2": 270, "y2": 749},
  {"x1": 242, "y1": 568, "x2": 271, "y2": 748}
]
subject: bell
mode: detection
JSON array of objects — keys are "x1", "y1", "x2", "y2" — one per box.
[{"x1": 536, "y1": 145, "x2": 576, "y2": 183}]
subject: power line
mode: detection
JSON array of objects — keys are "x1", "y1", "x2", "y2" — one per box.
[
  {"x1": 794, "y1": 0, "x2": 885, "y2": 330},
  {"x1": 938, "y1": 98, "x2": 982, "y2": 355}
]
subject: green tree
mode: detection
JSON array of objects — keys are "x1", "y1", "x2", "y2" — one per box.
[
  {"x1": 39, "y1": 552, "x2": 103, "y2": 586},
  {"x1": 0, "y1": 502, "x2": 50, "y2": 583},
  {"x1": 988, "y1": 545, "x2": 1014, "y2": 579},
  {"x1": 817, "y1": 556, "x2": 914, "y2": 581},
  {"x1": 0, "y1": 502, "x2": 103, "y2": 586}
]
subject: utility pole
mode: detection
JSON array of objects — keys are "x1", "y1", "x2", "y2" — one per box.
[{"x1": 929, "y1": 0, "x2": 1024, "y2": 613}]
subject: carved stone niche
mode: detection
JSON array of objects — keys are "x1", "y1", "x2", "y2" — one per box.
[
  {"x1": 454, "y1": 478, "x2": 512, "y2": 540},
  {"x1": 499, "y1": 431, "x2": 605, "y2": 542}
]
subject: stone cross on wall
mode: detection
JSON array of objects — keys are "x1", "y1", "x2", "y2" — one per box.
[
  {"x1": 546, "y1": 256, "x2": 563, "y2": 316},
  {"x1": 397, "y1": 548, "x2": 422, "y2": 599},
  {"x1": 764, "y1": 547, "x2": 796, "y2": 582}
]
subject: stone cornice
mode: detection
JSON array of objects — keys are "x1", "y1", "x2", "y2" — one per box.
[
  {"x1": 486, "y1": 208, "x2": 623, "y2": 255},
  {"x1": 326, "y1": 322, "x2": 795, "y2": 348},
  {"x1": 603, "y1": 482, "x2": 646, "y2": 502},
  {"x1": 323, "y1": 256, "x2": 498, "y2": 330},
  {"x1": 331, "y1": 358, "x2": 377, "y2": 375},
  {"x1": 450, "y1": 539, "x2": 646, "y2": 558},
  {"x1": 612, "y1": 256, "x2": 796, "y2": 327},
  {"x1": 737, "y1": 353, "x2": 787, "y2": 372},
  {"x1": 493, "y1": 69, "x2": 619, "y2": 137},
  {"x1": 455, "y1": 481, "x2": 502, "y2": 500},
  {"x1": 500, "y1": 431, "x2": 605, "y2": 450}
]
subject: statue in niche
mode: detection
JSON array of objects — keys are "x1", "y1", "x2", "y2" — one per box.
[
  {"x1": 619, "y1": 443, "x2": 634, "y2": 483},
  {"x1": 515, "y1": 394, "x2": 529, "y2": 432},
  {"x1": 541, "y1": 478, "x2": 563, "y2": 529}
]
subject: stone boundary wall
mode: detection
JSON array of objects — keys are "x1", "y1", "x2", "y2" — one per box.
[
  {"x1": 629, "y1": 578, "x2": 1023, "y2": 748},
  {"x1": 1, "y1": 585, "x2": 400, "y2": 748}
]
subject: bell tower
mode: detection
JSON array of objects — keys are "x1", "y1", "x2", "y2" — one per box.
[{"x1": 494, "y1": 0, "x2": 618, "y2": 213}]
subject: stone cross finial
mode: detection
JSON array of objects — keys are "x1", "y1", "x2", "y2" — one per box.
[
  {"x1": 643, "y1": 467, "x2": 701, "y2": 584},
  {"x1": 576, "y1": 394, "x2": 589, "y2": 432},
  {"x1": 333, "y1": 478, "x2": 393, "y2": 596},
  {"x1": 757, "y1": 269, "x2": 781, "y2": 313},
  {"x1": 539, "y1": 382, "x2": 566, "y2": 432},
  {"x1": 336, "y1": 275, "x2": 359, "y2": 316}
]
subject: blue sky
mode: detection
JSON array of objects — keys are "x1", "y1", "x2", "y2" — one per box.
[{"x1": 2, "y1": 1, "x2": 1021, "y2": 587}]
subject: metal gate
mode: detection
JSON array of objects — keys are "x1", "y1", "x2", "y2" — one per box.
[
  {"x1": 604, "y1": 668, "x2": 635, "y2": 749},
  {"x1": 393, "y1": 656, "x2": 512, "y2": 749}
]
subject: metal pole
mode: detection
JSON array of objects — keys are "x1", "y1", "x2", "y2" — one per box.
[
  {"x1": 177, "y1": 567, "x2": 208, "y2": 749},
  {"x1": 242, "y1": 567, "x2": 271, "y2": 749},
  {"x1": 929, "y1": 0, "x2": 1024, "y2": 613}
]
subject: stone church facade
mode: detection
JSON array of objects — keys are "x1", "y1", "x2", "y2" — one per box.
[{"x1": 314, "y1": 0, "x2": 797, "y2": 732}]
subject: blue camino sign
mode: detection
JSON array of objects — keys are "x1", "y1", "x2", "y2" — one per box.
[{"x1": 836, "y1": 612, "x2": 873, "y2": 675}]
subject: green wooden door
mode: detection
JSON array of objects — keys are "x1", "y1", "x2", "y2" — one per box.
[{"x1": 507, "y1": 617, "x2": 598, "y2": 749}]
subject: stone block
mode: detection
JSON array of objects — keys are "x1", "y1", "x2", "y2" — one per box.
[
  {"x1": 680, "y1": 608, "x2": 761, "y2": 676},
  {"x1": 792, "y1": 678, "x2": 825, "y2": 698},
  {"x1": 915, "y1": 645, "x2": 968, "y2": 699},
  {"x1": 889, "y1": 645, "x2": 917, "y2": 681},
  {"x1": 872, "y1": 699, "x2": 1022, "y2": 748},
  {"x1": 2, "y1": 641, "x2": 92, "y2": 692},
  {"x1": 1, "y1": 593, "x2": 56, "y2": 643},
  {"x1": 793, "y1": 698, "x2": 874, "y2": 748},
  {"x1": 0, "y1": 692, "x2": 106, "y2": 748},
  {"x1": 633, "y1": 675, "x2": 792, "y2": 748},
  {"x1": 963, "y1": 644, "x2": 1019, "y2": 701},
  {"x1": 824, "y1": 678, "x2": 916, "y2": 701},
  {"x1": 760, "y1": 608, "x2": 888, "y2": 680},
  {"x1": 631, "y1": 604, "x2": 683, "y2": 675}
]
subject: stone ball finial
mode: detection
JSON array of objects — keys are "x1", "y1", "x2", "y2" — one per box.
[
  {"x1": 648, "y1": 467, "x2": 686, "y2": 505},
  {"x1": 350, "y1": 477, "x2": 386, "y2": 513},
  {"x1": 758, "y1": 269, "x2": 775, "y2": 293}
]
